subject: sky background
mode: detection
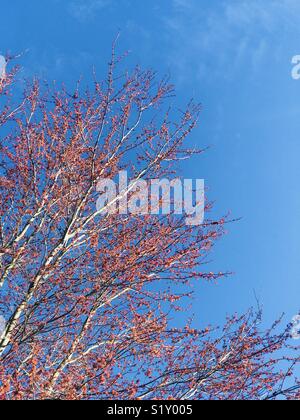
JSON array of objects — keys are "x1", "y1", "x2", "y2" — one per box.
[{"x1": 0, "y1": 0, "x2": 299, "y2": 332}]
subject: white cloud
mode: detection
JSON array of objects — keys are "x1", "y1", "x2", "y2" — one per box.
[
  {"x1": 165, "y1": 0, "x2": 300, "y2": 82},
  {"x1": 68, "y1": 0, "x2": 110, "y2": 22}
]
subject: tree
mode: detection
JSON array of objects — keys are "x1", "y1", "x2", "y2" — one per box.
[{"x1": 0, "y1": 49, "x2": 299, "y2": 400}]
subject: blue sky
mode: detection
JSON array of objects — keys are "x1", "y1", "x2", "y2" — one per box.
[{"x1": 1, "y1": 0, "x2": 299, "y2": 330}]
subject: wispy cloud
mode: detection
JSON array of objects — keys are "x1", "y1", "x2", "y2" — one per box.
[
  {"x1": 68, "y1": 0, "x2": 110, "y2": 22},
  {"x1": 165, "y1": 0, "x2": 300, "y2": 83}
]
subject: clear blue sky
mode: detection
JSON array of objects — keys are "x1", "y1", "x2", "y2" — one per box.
[{"x1": 1, "y1": 0, "x2": 299, "y2": 330}]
